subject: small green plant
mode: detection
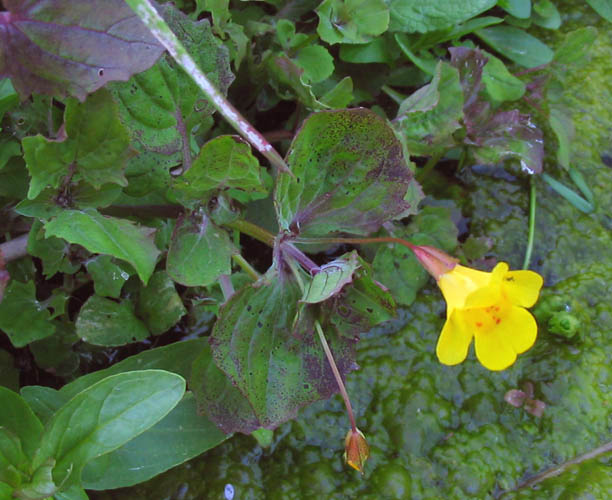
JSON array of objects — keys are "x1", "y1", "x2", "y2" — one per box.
[{"x1": 0, "y1": 0, "x2": 610, "y2": 498}]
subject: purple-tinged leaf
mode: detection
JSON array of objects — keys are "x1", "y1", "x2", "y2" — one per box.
[
  {"x1": 0, "y1": 0, "x2": 164, "y2": 100},
  {"x1": 450, "y1": 47, "x2": 544, "y2": 174},
  {"x1": 467, "y1": 109, "x2": 544, "y2": 174},
  {"x1": 205, "y1": 269, "x2": 358, "y2": 433},
  {"x1": 276, "y1": 108, "x2": 419, "y2": 238}
]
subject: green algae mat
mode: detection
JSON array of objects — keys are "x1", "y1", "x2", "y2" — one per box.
[{"x1": 0, "y1": 1, "x2": 611, "y2": 500}]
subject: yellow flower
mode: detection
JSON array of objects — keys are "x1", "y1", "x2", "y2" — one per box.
[{"x1": 410, "y1": 245, "x2": 544, "y2": 370}]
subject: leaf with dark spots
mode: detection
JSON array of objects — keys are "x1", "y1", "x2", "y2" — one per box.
[
  {"x1": 110, "y1": 5, "x2": 233, "y2": 196},
  {"x1": 275, "y1": 108, "x2": 420, "y2": 238},
  {"x1": 0, "y1": 0, "x2": 164, "y2": 101},
  {"x1": 205, "y1": 269, "x2": 358, "y2": 433},
  {"x1": 324, "y1": 257, "x2": 396, "y2": 339}
]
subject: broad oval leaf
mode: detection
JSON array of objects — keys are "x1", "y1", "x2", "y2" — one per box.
[
  {"x1": 0, "y1": 280, "x2": 55, "y2": 347},
  {"x1": 475, "y1": 26, "x2": 553, "y2": 68},
  {"x1": 31, "y1": 370, "x2": 185, "y2": 489},
  {"x1": 0, "y1": 386, "x2": 43, "y2": 461},
  {"x1": 75, "y1": 295, "x2": 150, "y2": 347},
  {"x1": 0, "y1": 0, "x2": 164, "y2": 100},
  {"x1": 388, "y1": 0, "x2": 496, "y2": 33},
  {"x1": 275, "y1": 108, "x2": 418, "y2": 238},
  {"x1": 43, "y1": 208, "x2": 160, "y2": 284},
  {"x1": 81, "y1": 393, "x2": 228, "y2": 490},
  {"x1": 208, "y1": 270, "x2": 358, "y2": 433},
  {"x1": 166, "y1": 212, "x2": 234, "y2": 287}
]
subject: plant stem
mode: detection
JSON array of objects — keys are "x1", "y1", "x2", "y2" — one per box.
[
  {"x1": 522, "y1": 177, "x2": 536, "y2": 270},
  {"x1": 416, "y1": 150, "x2": 443, "y2": 183},
  {"x1": 501, "y1": 440, "x2": 612, "y2": 496},
  {"x1": 226, "y1": 220, "x2": 275, "y2": 247},
  {"x1": 232, "y1": 254, "x2": 260, "y2": 281},
  {"x1": 314, "y1": 321, "x2": 357, "y2": 433},
  {"x1": 294, "y1": 235, "x2": 416, "y2": 251},
  {"x1": 124, "y1": 0, "x2": 291, "y2": 175},
  {"x1": 281, "y1": 242, "x2": 319, "y2": 274},
  {"x1": 381, "y1": 85, "x2": 406, "y2": 105}
]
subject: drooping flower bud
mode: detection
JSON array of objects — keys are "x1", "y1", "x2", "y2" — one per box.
[
  {"x1": 409, "y1": 244, "x2": 458, "y2": 281},
  {"x1": 344, "y1": 427, "x2": 369, "y2": 474}
]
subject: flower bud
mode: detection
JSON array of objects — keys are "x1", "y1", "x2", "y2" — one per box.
[
  {"x1": 410, "y1": 244, "x2": 458, "y2": 281},
  {"x1": 344, "y1": 428, "x2": 369, "y2": 474}
]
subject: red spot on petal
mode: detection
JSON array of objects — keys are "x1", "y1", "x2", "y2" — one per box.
[
  {"x1": 496, "y1": 318, "x2": 501, "y2": 324},
  {"x1": 476, "y1": 322, "x2": 483, "y2": 327}
]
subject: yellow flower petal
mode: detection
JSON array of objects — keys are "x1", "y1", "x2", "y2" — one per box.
[
  {"x1": 438, "y1": 265, "x2": 492, "y2": 313},
  {"x1": 436, "y1": 310, "x2": 473, "y2": 366},
  {"x1": 474, "y1": 329, "x2": 517, "y2": 371},
  {"x1": 502, "y1": 306, "x2": 538, "y2": 354},
  {"x1": 502, "y1": 270, "x2": 544, "y2": 308}
]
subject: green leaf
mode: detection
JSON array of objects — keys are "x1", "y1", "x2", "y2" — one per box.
[
  {"x1": 0, "y1": 427, "x2": 29, "y2": 487},
  {"x1": 27, "y1": 220, "x2": 77, "y2": 279},
  {"x1": 60, "y1": 338, "x2": 207, "y2": 400},
  {"x1": 86, "y1": 255, "x2": 130, "y2": 299},
  {"x1": 532, "y1": 0, "x2": 561, "y2": 29},
  {"x1": 549, "y1": 108, "x2": 574, "y2": 169},
  {"x1": 541, "y1": 173, "x2": 594, "y2": 213},
  {"x1": 0, "y1": 387, "x2": 43, "y2": 461},
  {"x1": 136, "y1": 271, "x2": 186, "y2": 335},
  {"x1": 81, "y1": 393, "x2": 228, "y2": 490},
  {"x1": 319, "y1": 76, "x2": 354, "y2": 108},
  {"x1": 339, "y1": 36, "x2": 395, "y2": 64},
  {"x1": 267, "y1": 54, "x2": 327, "y2": 110},
  {"x1": 207, "y1": 270, "x2": 357, "y2": 432},
  {"x1": 482, "y1": 52, "x2": 526, "y2": 101},
  {"x1": 0, "y1": 78, "x2": 19, "y2": 120},
  {"x1": 29, "y1": 323, "x2": 80, "y2": 377},
  {"x1": 586, "y1": 0, "x2": 612, "y2": 22},
  {"x1": 170, "y1": 135, "x2": 267, "y2": 208},
  {"x1": 31, "y1": 370, "x2": 185, "y2": 490},
  {"x1": 498, "y1": 0, "x2": 531, "y2": 18},
  {"x1": 76, "y1": 295, "x2": 149, "y2": 347},
  {"x1": 316, "y1": 0, "x2": 389, "y2": 45},
  {"x1": 43, "y1": 208, "x2": 160, "y2": 284},
  {"x1": 22, "y1": 89, "x2": 130, "y2": 199},
  {"x1": 295, "y1": 46, "x2": 335, "y2": 84},
  {"x1": 166, "y1": 212, "x2": 234, "y2": 287},
  {"x1": 0, "y1": 139, "x2": 20, "y2": 171},
  {"x1": 475, "y1": 26, "x2": 553, "y2": 68},
  {"x1": 554, "y1": 27, "x2": 598, "y2": 65},
  {"x1": 0, "y1": 350, "x2": 19, "y2": 392},
  {"x1": 388, "y1": 0, "x2": 496, "y2": 33},
  {"x1": 0, "y1": 281, "x2": 55, "y2": 348},
  {"x1": 15, "y1": 182, "x2": 122, "y2": 220},
  {"x1": 326, "y1": 256, "x2": 396, "y2": 337},
  {"x1": 110, "y1": 6, "x2": 233, "y2": 196},
  {"x1": 13, "y1": 458, "x2": 56, "y2": 499},
  {"x1": 275, "y1": 108, "x2": 418, "y2": 238},
  {"x1": 20, "y1": 386, "x2": 68, "y2": 425},
  {"x1": 301, "y1": 251, "x2": 360, "y2": 304},
  {"x1": 191, "y1": 343, "x2": 260, "y2": 434},
  {"x1": 394, "y1": 61, "x2": 464, "y2": 156}
]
